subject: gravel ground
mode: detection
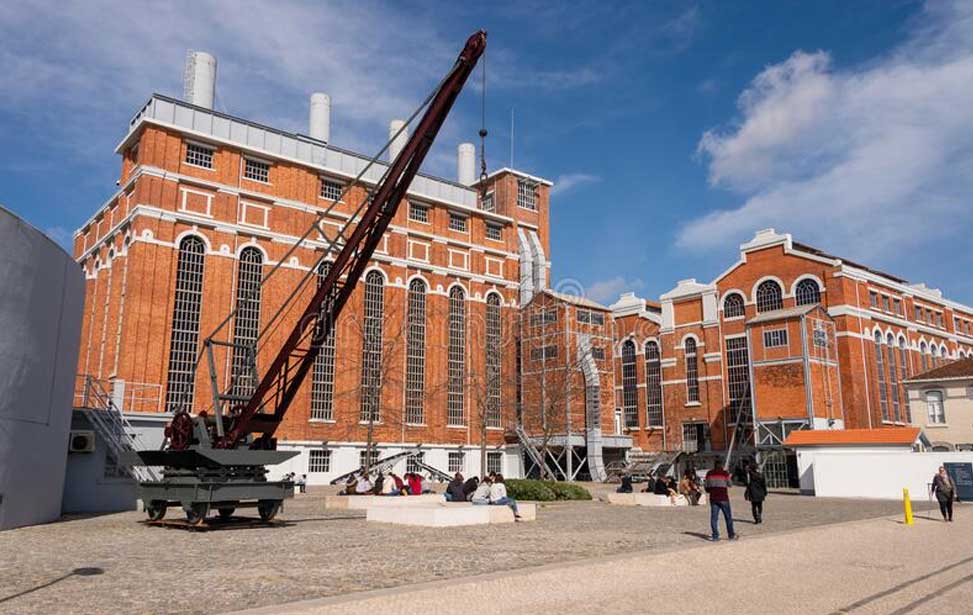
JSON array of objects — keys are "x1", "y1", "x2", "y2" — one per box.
[{"x1": 0, "y1": 488, "x2": 933, "y2": 615}]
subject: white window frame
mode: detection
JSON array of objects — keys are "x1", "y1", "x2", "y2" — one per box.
[
  {"x1": 243, "y1": 157, "x2": 271, "y2": 184},
  {"x1": 763, "y1": 328, "x2": 789, "y2": 349},
  {"x1": 179, "y1": 187, "x2": 214, "y2": 217},
  {"x1": 448, "y1": 249, "x2": 469, "y2": 271},
  {"x1": 485, "y1": 222, "x2": 503, "y2": 242},
  {"x1": 239, "y1": 200, "x2": 270, "y2": 229},
  {"x1": 184, "y1": 142, "x2": 215, "y2": 170},
  {"x1": 448, "y1": 211, "x2": 469, "y2": 233},
  {"x1": 319, "y1": 178, "x2": 344, "y2": 201},
  {"x1": 409, "y1": 202, "x2": 430, "y2": 224},
  {"x1": 408, "y1": 240, "x2": 430, "y2": 263},
  {"x1": 485, "y1": 256, "x2": 503, "y2": 278},
  {"x1": 926, "y1": 390, "x2": 946, "y2": 425},
  {"x1": 308, "y1": 449, "x2": 331, "y2": 473}
]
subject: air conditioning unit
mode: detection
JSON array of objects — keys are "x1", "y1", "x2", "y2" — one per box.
[{"x1": 69, "y1": 430, "x2": 96, "y2": 453}]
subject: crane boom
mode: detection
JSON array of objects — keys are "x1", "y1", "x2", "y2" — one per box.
[{"x1": 215, "y1": 30, "x2": 487, "y2": 450}]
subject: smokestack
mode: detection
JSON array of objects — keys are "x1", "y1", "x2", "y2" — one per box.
[
  {"x1": 457, "y1": 142, "x2": 476, "y2": 185},
  {"x1": 183, "y1": 51, "x2": 217, "y2": 110},
  {"x1": 388, "y1": 120, "x2": 408, "y2": 162},
  {"x1": 309, "y1": 93, "x2": 331, "y2": 142}
]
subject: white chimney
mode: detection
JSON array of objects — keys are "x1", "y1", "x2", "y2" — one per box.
[
  {"x1": 183, "y1": 51, "x2": 217, "y2": 110},
  {"x1": 457, "y1": 142, "x2": 476, "y2": 185},
  {"x1": 309, "y1": 93, "x2": 331, "y2": 142},
  {"x1": 388, "y1": 120, "x2": 408, "y2": 161}
]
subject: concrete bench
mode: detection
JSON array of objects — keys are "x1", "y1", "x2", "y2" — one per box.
[
  {"x1": 323, "y1": 494, "x2": 445, "y2": 510},
  {"x1": 366, "y1": 502, "x2": 537, "y2": 527},
  {"x1": 607, "y1": 492, "x2": 707, "y2": 507}
]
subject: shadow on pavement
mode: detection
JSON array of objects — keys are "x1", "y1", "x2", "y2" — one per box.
[{"x1": 0, "y1": 567, "x2": 104, "y2": 606}]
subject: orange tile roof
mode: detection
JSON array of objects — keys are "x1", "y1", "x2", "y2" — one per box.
[{"x1": 783, "y1": 428, "x2": 920, "y2": 447}]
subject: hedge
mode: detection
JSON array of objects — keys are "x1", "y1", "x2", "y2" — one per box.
[{"x1": 505, "y1": 479, "x2": 592, "y2": 501}]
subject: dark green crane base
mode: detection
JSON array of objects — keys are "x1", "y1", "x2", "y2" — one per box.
[{"x1": 123, "y1": 447, "x2": 298, "y2": 526}]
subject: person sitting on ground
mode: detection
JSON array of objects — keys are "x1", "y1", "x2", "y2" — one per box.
[
  {"x1": 354, "y1": 474, "x2": 373, "y2": 495},
  {"x1": 471, "y1": 476, "x2": 492, "y2": 504},
  {"x1": 371, "y1": 472, "x2": 385, "y2": 495},
  {"x1": 446, "y1": 472, "x2": 466, "y2": 502},
  {"x1": 653, "y1": 475, "x2": 671, "y2": 496},
  {"x1": 679, "y1": 471, "x2": 701, "y2": 506},
  {"x1": 406, "y1": 472, "x2": 423, "y2": 497},
  {"x1": 387, "y1": 472, "x2": 406, "y2": 496},
  {"x1": 617, "y1": 474, "x2": 634, "y2": 493},
  {"x1": 488, "y1": 474, "x2": 522, "y2": 520},
  {"x1": 643, "y1": 475, "x2": 657, "y2": 493},
  {"x1": 343, "y1": 476, "x2": 358, "y2": 496},
  {"x1": 462, "y1": 475, "x2": 480, "y2": 501},
  {"x1": 420, "y1": 474, "x2": 435, "y2": 494}
]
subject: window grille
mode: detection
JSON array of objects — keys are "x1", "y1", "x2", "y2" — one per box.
[
  {"x1": 755, "y1": 281, "x2": 783, "y2": 313},
  {"x1": 875, "y1": 333, "x2": 889, "y2": 422},
  {"x1": 487, "y1": 451, "x2": 503, "y2": 474},
  {"x1": 882, "y1": 295, "x2": 891, "y2": 312},
  {"x1": 870, "y1": 291, "x2": 879, "y2": 307},
  {"x1": 926, "y1": 391, "x2": 945, "y2": 424},
  {"x1": 530, "y1": 346, "x2": 558, "y2": 361},
  {"x1": 448, "y1": 451, "x2": 465, "y2": 474},
  {"x1": 230, "y1": 247, "x2": 263, "y2": 398},
  {"x1": 590, "y1": 346, "x2": 606, "y2": 360},
  {"x1": 405, "y1": 279, "x2": 427, "y2": 425},
  {"x1": 685, "y1": 338, "x2": 700, "y2": 403},
  {"x1": 409, "y1": 202, "x2": 429, "y2": 223},
  {"x1": 320, "y1": 179, "x2": 344, "y2": 201},
  {"x1": 621, "y1": 340, "x2": 638, "y2": 428},
  {"x1": 164, "y1": 236, "x2": 206, "y2": 412},
  {"x1": 517, "y1": 179, "x2": 537, "y2": 210},
  {"x1": 577, "y1": 309, "x2": 605, "y2": 326},
  {"x1": 359, "y1": 448, "x2": 380, "y2": 470},
  {"x1": 899, "y1": 342, "x2": 911, "y2": 423},
  {"x1": 244, "y1": 158, "x2": 270, "y2": 183},
  {"x1": 308, "y1": 449, "x2": 331, "y2": 473},
  {"x1": 723, "y1": 293, "x2": 744, "y2": 318},
  {"x1": 449, "y1": 212, "x2": 468, "y2": 232},
  {"x1": 887, "y1": 334, "x2": 900, "y2": 422},
  {"x1": 645, "y1": 341, "x2": 663, "y2": 427},
  {"x1": 795, "y1": 279, "x2": 821, "y2": 306},
  {"x1": 485, "y1": 294, "x2": 502, "y2": 428},
  {"x1": 485, "y1": 222, "x2": 502, "y2": 241},
  {"x1": 360, "y1": 271, "x2": 384, "y2": 422},
  {"x1": 481, "y1": 192, "x2": 495, "y2": 212},
  {"x1": 530, "y1": 309, "x2": 558, "y2": 326},
  {"x1": 448, "y1": 286, "x2": 466, "y2": 426},
  {"x1": 726, "y1": 337, "x2": 751, "y2": 423},
  {"x1": 406, "y1": 452, "x2": 425, "y2": 475},
  {"x1": 763, "y1": 329, "x2": 788, "y2": 349},
  {"x1": 311, "y1": 261, "x2": 336, "y2": 420},
  {"x1": 185, "y1": 143, "x2": 213, "y2": 169}
]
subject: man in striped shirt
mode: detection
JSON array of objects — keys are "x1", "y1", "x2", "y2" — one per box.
[{"x1": 705, "y1": 458, "x2": 737, "y2": 541}]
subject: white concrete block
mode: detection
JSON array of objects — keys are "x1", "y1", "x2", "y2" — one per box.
[
  {"x1": 365, "y1": 502, "x2": 536, "y2": 527},
  {"x1": 324, "y1": 494, "x2": 445, "y2": 510},
  {"x1": 607, "y1": 492, "x2": 705, "y2": 507}
]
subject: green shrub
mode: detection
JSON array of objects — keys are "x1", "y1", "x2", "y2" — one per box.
[{"x1": 505, "y1": 479, "x2": 592, "y2": 501}]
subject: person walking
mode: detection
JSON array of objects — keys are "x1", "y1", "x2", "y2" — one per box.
[
  {"x1": 931, "y1": 466, "x2": 956, "y2": 522},
  {"x1": 744, "y1": 465, "x2": 768, "y2": 524},
  {"x1": 705, "y1": 458, "x2": 737, "y2": 541}
]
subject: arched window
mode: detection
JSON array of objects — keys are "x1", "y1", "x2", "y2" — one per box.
[
  {"x1": 725, "y1": 336, "x2": 751, "y2": 422},
  {"x1": 874, "y1": 332, "x2": 888, "y2": 422},
  {"x1": 621, "y1": 340, "x2": 638, "y2": 428},
  {"x1": 926, "y1": 390, "x2": 945, "y2": 424},
  {"x1": 404, "y1": 279, "x2": 427, "y2": 425},
  {"x1": 795, "y1": 279, "x2": 821, "y2": 306},
  {"x1": 447, "y1": 286, "x2": 466, "y2": 426},
  {"x1": 230, "y1": 247, "x2": 263, "y2": 398},
  {"x1": 311, "y1": 261, "x2": 336, "y2": 421},
  {"x1": 485, "y1": 293, "x2": 503, "y2": 428},
  {"x1": 920, "y1": 342, "x2": 928, "y2": 372},
  {"x1": 360, "y1": 271, "x2": 384, "y2": 422},
  {"x1": 898, "y1": 339, "x2": 911, "y2": 423},
  {"x1": 685, "y1": 337, "x2": 700, "y2": 403},
  {"x1": 164, "y1": 235, "x2": 206, "y2": 412},
  {"x1": 723, "y1": 293, "x2": 745, "y2": 318},
  {"x1": 887, "y1": 333, "x2": 900, "y2": 422},
  {"x1": 931, "y1": 345, "x2": 939, "y2": 368},
  {"x1": 644, "y1": 341, "x2": 663, "y2": 427},
  {"x1": 755, "y1": 280, "x2": 783, "y2": 313}
]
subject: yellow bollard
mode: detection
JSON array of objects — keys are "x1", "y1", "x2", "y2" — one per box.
[{"x1": 903, "y1": 488, "x2": 914, "y2": 525}]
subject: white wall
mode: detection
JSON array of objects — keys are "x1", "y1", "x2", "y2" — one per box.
[
  {"x1": 809, "y1": 450, "x2": 973, "y2": 501},
  {"x1": 0, "y1": 208, "x2": 84, "y2": 530},
  {"x1": 795, "y1": 446, "x2": 903, "y2": 494}
]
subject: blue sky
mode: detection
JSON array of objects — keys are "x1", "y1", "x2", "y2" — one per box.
[{"x1": 2, "y1": 1, "x2": 972, "y2": 305}]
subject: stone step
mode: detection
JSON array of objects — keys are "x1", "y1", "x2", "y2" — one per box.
[
  {"x1": 606, "y1": 492, "x2": 708, "y2": 507},
  {"x1": 324, "y1": 494, "x2": 445, "y2": 510}
]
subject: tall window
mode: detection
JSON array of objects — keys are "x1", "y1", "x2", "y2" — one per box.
[
  {"x1": 621, "y1": 340, "x2": 638, "y2": 428},
  {"x1": 898, "y1": 340, "x2": 911, "y2": 423},
  {"x1": 405, "y1": 279, "x2": 427, "y2": 425},
  {"x1": 725, "y1": 337, "x2": 751, "y2": 423},
  {"x1": 755, "y1": 280, "x2": 783, "y2": 313},
  {"x1": 644, "y1": 341, "x2": 663, "y2": 427},
  {"x1": 447, "y1": 286, "x2": 466, "y2": 426},
  {"x1": 920, "y1": 342, "x2": 928, "y2": 372},
  {"x1": 874, "y1": 332, "x2": 889, "y2": 422},
  {"x1": 310, "y1": 261, "x2": 336, "y2": 421},
  {"x1": 685, "y1": 338, "x2": 700, "y2": 403},
  {"x1": 723, "y1": 293, "x2": 744, "y2": 318},
  {"x1": 795, "y1": 279, "x2": 821, "y2": 306},
  {"x1": 485, "y1": 293, "x2": 502, "y2": 428},
  {"x1": 517, "y1": 179, "x2": 537, "y2": 210},
  {"x1": 164, "y1": 236, "x2": 206, "y2": 412},
  {"x1": 360, "y1": 271, "x2": 384, "y2": 422},
  {"x1": 230, "y1": 247, "x2": 263, "y2": 398},
  {"x1": 926, "y1": 391, "x2": 946, "y2": 424},
  {"x1": 887, "y1": 333, "x2": 900, "y2": 422}
]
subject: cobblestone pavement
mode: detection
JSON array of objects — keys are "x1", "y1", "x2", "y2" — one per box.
[{"x1": 0, "y1": 490, "x2": 933, "y2": 615}]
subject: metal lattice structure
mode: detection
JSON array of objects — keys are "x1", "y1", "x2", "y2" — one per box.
[
  {"x1": 644, "y1": 340, "x2": 663, "y2": 427},
  {"x1": 485, "y1": 293, "x2": 502, "y2": 428},
  {"x1": 310, "y1": 262, "x2": 336, "y2": 421},
  {"x1": 230, "y1": 247, "x2": 263, "y2": 398},
  {"x1": 621, "y1": 340, "x2": 638, "y2": 428},
  {"x1": 405, "y1": 278, "x2": 426, "y2": 425},
  {"x1": 447, "y1": 286, "x2": 466, "y2": 427},
  {"x1": 163, "y1": 236, "x2": 206, "y2": 413},
  {"x1": 359, "y1": 271, "x2": 384, "y2": 423}
]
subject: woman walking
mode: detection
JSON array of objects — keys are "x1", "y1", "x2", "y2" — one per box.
[
  {"x1": 745, "y1": 465, "x2": 768, "y2": 524},
  {"x1": 931, "y1": 466, "x2": 955, "y2": 522}
]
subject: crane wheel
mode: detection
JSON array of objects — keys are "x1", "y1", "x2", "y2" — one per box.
[
  {"x1": 257, "y1": 500, "x2": 281, "y2": 522},
  {"x1": 217, "y1": 507, "x2": 236, "y2": 520},
  {"x1": 146, "y1": 501, "x2": 167, "y2": 521},
  {"x1": 185, "y1": 503, "x2": 209, "y2": 525}
]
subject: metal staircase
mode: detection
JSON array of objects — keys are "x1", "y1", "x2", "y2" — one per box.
[
  {"x1": 328, "y1": 446, "x2": 421, "y2": 485},
  {"x1": 77, "y1": 376, "x2": 160, "y2": 482},
  {"x1": 511, "y1": 424, "x2": 553, "y2": 480},
  {"x1": 606, "y1": 449, "x2": 684, "y2": 482}
]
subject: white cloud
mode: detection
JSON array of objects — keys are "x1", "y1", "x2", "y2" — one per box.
[
  {"x1": 586, "y1": 276, "x2": 644, "y2": 304},
  {"x1": 680, "y1": 0, "x2": 973, "y2": 263},
  {"x1": 550, "y1": 173, "x2": 601, "y2": 197}
]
